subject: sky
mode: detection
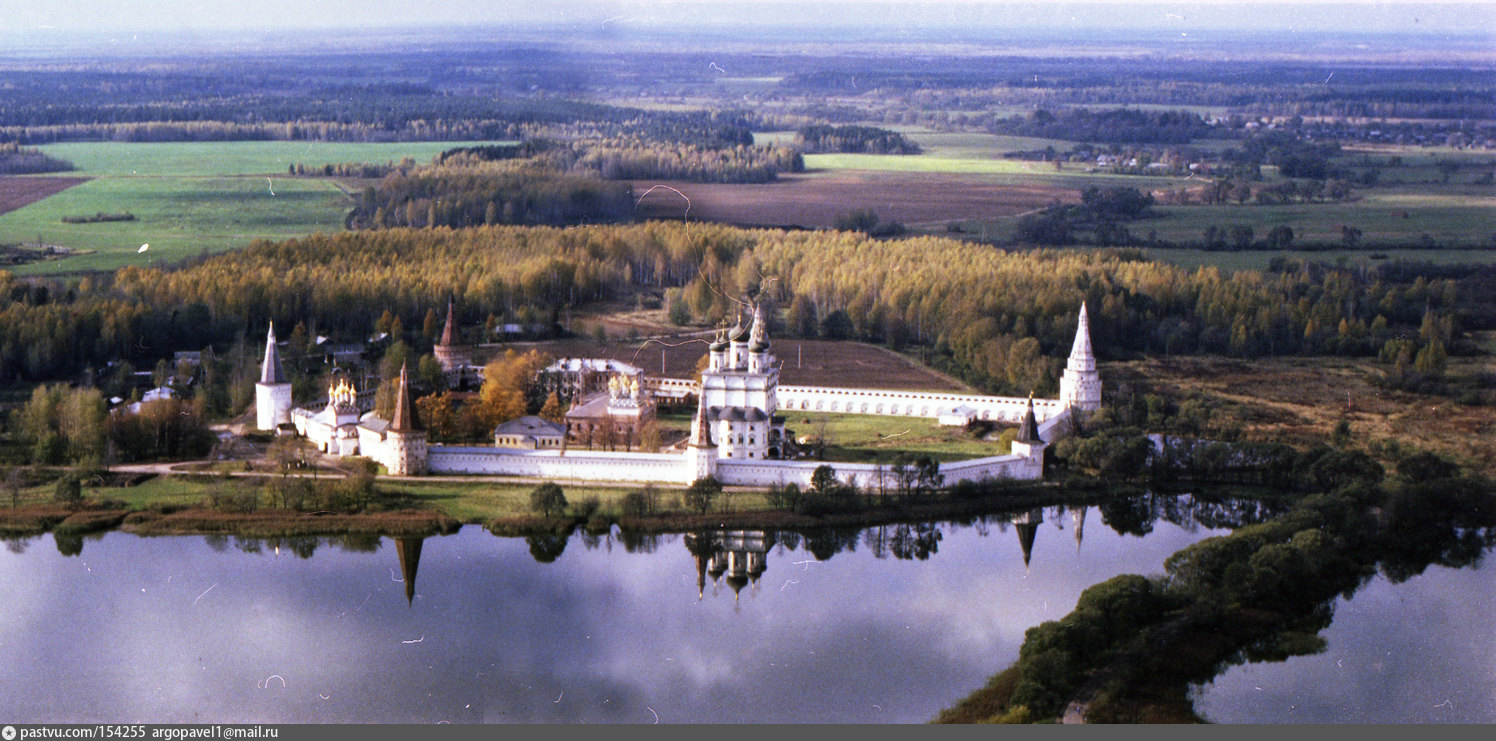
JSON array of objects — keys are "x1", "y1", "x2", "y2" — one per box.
[{"x1": 4, "y1": 1, "x2": 1491, "y2": 36}]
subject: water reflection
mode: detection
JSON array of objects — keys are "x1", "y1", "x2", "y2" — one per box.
[{"x1": 0, "y1": 492, "x2": 1286, "y2": 723}]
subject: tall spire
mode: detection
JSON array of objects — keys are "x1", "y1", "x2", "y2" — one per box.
[
  {"x1": 1067, "y1": 301, "x2": 1096, "y2": 373},
  {"x1": 390, "y1": 361, "x2": 420, "y2": 432},
  {"x1": 1015, "y1": 391, "x2": 1042, "y2": 444},
  {"x1": 689, "y1": 393, "x2": 712, "y2": 447},
  {"x1": 259, "y1": 322, "x2": 287, "y2": 385},
  {"x1": 748, "y1": 301, "x2": 769, "y2": 352},
  {"x1": 439, "y1": 296, "x2": 458, "y2": 347}
]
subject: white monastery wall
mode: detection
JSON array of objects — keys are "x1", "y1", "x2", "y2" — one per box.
[
  {"x1": 776, "y1": 385, "x2": 1067, "y2": 423},
  {"x1": 424, "y1": 445, "x2": 1045, "y2": 487},
  {"x1": 428, "y1": 447, "x2": 699, "y2": 484}
]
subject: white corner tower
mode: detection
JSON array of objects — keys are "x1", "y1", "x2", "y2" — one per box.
[
  {"x1": 1059, "y1": 302, "x2": 1102, "y2": 412},
  {"x1": 255, "y1": 322, "x2": 294, "y2": 431}
]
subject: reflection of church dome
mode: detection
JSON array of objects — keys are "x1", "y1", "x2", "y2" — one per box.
[
  {"x1": 708, "y1": 557, "x2": 727, "y2": 580},
  {"x1": 725, "y1": 573, "x2": 749, "y2": 594},
  {"x1": 747, "y1": 552, "x2": 767, "y2": 581}
]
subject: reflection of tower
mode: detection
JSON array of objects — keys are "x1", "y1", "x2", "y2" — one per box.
[
  {"x1": 684, "y1": 532, "x2": 720, "y2": 601},
  {"x1": 1070, "y1": 505, "x2": 1087, "y2": 554},
  {"x1": 1012, "y1": 508, "x2": 1043, "y2": 571},
  {"x1": 394, "y1": 537, "x2": 424, "y2": 606}
]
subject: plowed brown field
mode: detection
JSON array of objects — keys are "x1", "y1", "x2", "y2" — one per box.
[
  {"x1": 0, "y1": 176, "x2": 88, "y2": 217},
  {"x1": 487, "y1": 336, "x2": 974, "y2": 392},
  {"x1": 633, "y1": 172, "x2": 1074, "y2": 228}
]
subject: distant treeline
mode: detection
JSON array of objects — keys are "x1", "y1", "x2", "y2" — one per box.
[
  {"x1": 347, "y1": 162, "x2": 635, "y2": 229},
  {"x1": 989, "y1": 108, "x2": 1214, "y2": 145},
  {"x1": 793, "y1": 124, "x2": 921, "y2": 154},
  {"x1": 289, "y1": 160, "x2": 411, "y2": 179},
  {"x1": 2, "y1": 224, "x2": 1488, "y2": 403},
  {"x1": 439, "y1": 137, "x2": 803, "y2": 184},
  {"x1": 0, "y1": 142, "x2": 74, "y2": 174}
]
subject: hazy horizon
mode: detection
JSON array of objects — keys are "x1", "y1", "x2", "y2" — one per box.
[{"x1": 4, "y1": 1, "x2": 1492, "y2": 36}]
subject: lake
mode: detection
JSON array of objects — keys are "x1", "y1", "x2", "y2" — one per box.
[
  {"x1": 0, "y1": 497, "x2": 1252, "y2": 724},
  {"x1": 1192, "y1": 557, "x2": 1496, "y2": 723}
]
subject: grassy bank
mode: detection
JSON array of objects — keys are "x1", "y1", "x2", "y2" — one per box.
[{"x1": 0, "y1": 466, "x2": 1089, "y2": 540}]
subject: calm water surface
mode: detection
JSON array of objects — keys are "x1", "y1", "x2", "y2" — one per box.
[
  {"x1": 1193, "y1": 558, "x2": 1496, "y2": 723},
  {"x1": 0, "y1": 504, "x2": 1228, "y2": 723}
]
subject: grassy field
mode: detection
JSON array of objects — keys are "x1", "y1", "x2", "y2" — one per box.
[
  {"x1": 1143, "y1": 188, "x2": 1496, "y2": 248},
  {"x1": 1138, "y1": 246, "x2": 1496, "y2": 272},
  {"x1": 1, "y1": 140, "x2": 509, "y2": 275},
  {"x1": 35, "y1": 140, "x2": 493, "y2": 177},
  {"x1": 789, "y1": 411, "x2": 1008, "y2": 464},
  {"x1": 802, "y1": 151, "x2": 1186, "y2": 190}
]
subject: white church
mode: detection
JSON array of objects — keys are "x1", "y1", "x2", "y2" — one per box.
[{"x1": 255, "y1": 301, "x2": 1102, "y2": 488}]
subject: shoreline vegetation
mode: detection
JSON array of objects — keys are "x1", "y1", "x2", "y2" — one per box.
[{"x1": 933, "y1": 455, "x2": 1495, "y2": 724}]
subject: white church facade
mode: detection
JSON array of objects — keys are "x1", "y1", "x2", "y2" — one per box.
[{"x1": 255, "y1": 302, "x2": 1103, "y2": 488}]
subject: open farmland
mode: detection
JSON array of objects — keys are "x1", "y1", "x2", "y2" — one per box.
[
  {"x1": 634, "y1": 171, "x2": 1075, "y2": 228},
  {"x1": 0, "y1": 176, "x2": 88, "y2": 217},
  {"x1": 0, "y1": 141, "x2": 508, "y2": 275}
]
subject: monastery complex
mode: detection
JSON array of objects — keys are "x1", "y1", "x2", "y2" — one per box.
[{"x1": 255, "y1": 301, "x2": 1103, "y2": 490}]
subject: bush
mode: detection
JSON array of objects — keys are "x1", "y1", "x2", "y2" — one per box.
[
  {"x1": 52, "y1": 474, "x2": 82, "y2": 505},
  {"x1": 573, "y1": 495, "x2": 601, "y2": 518},
  {"x1": 683, "y1": 476, "x2": 722, "y2": 514},
  {"x1": 620, "y1": 485, "x2": 659, "y2": 517}
]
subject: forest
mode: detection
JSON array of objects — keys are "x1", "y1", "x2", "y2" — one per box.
[
  {"x1": 793, "y1": 124, "x2": 922, "y2": 154},
  {"x1": 0, "y1": 222, "x2": 1487, "y2": 407}
]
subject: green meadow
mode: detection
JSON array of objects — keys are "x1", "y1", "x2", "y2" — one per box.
[
  {"x1": 1, "y1": 140, "x2": 508, "y2": 275},
  {"x1": 1144, "y1": 188, "x2": 1496, "y2": 248},
  {"x1": 791, "y1": 412, "x2": 1006, "y2": 464}
]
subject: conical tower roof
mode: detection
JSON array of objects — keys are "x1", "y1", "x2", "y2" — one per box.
[
  {"x1": 390, "y1": 361, "x2": 420, "y2": 432},
  {"x1": 749, "y1": 301, "x2": 770, "y2": 352},
  {"x1": 259, "y1": 322, "x2": 288, "y2": 385},
  {"x1": 1067, "y1": 302, "x2": 1096, "y2": 372},
  {"x1": 689, "y1": 393, "x2": 712, "y2": 447},
  {"x1": 1015, "y1": 392, "x2": 1043, "y2": 444},
  {"x1": 439, "y1": 296, "x2": 459, "y2": 347}
]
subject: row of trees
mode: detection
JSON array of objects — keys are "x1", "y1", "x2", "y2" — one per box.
[{"x1": 0, "y1": 142, "x2": 74, "y2": 174}]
